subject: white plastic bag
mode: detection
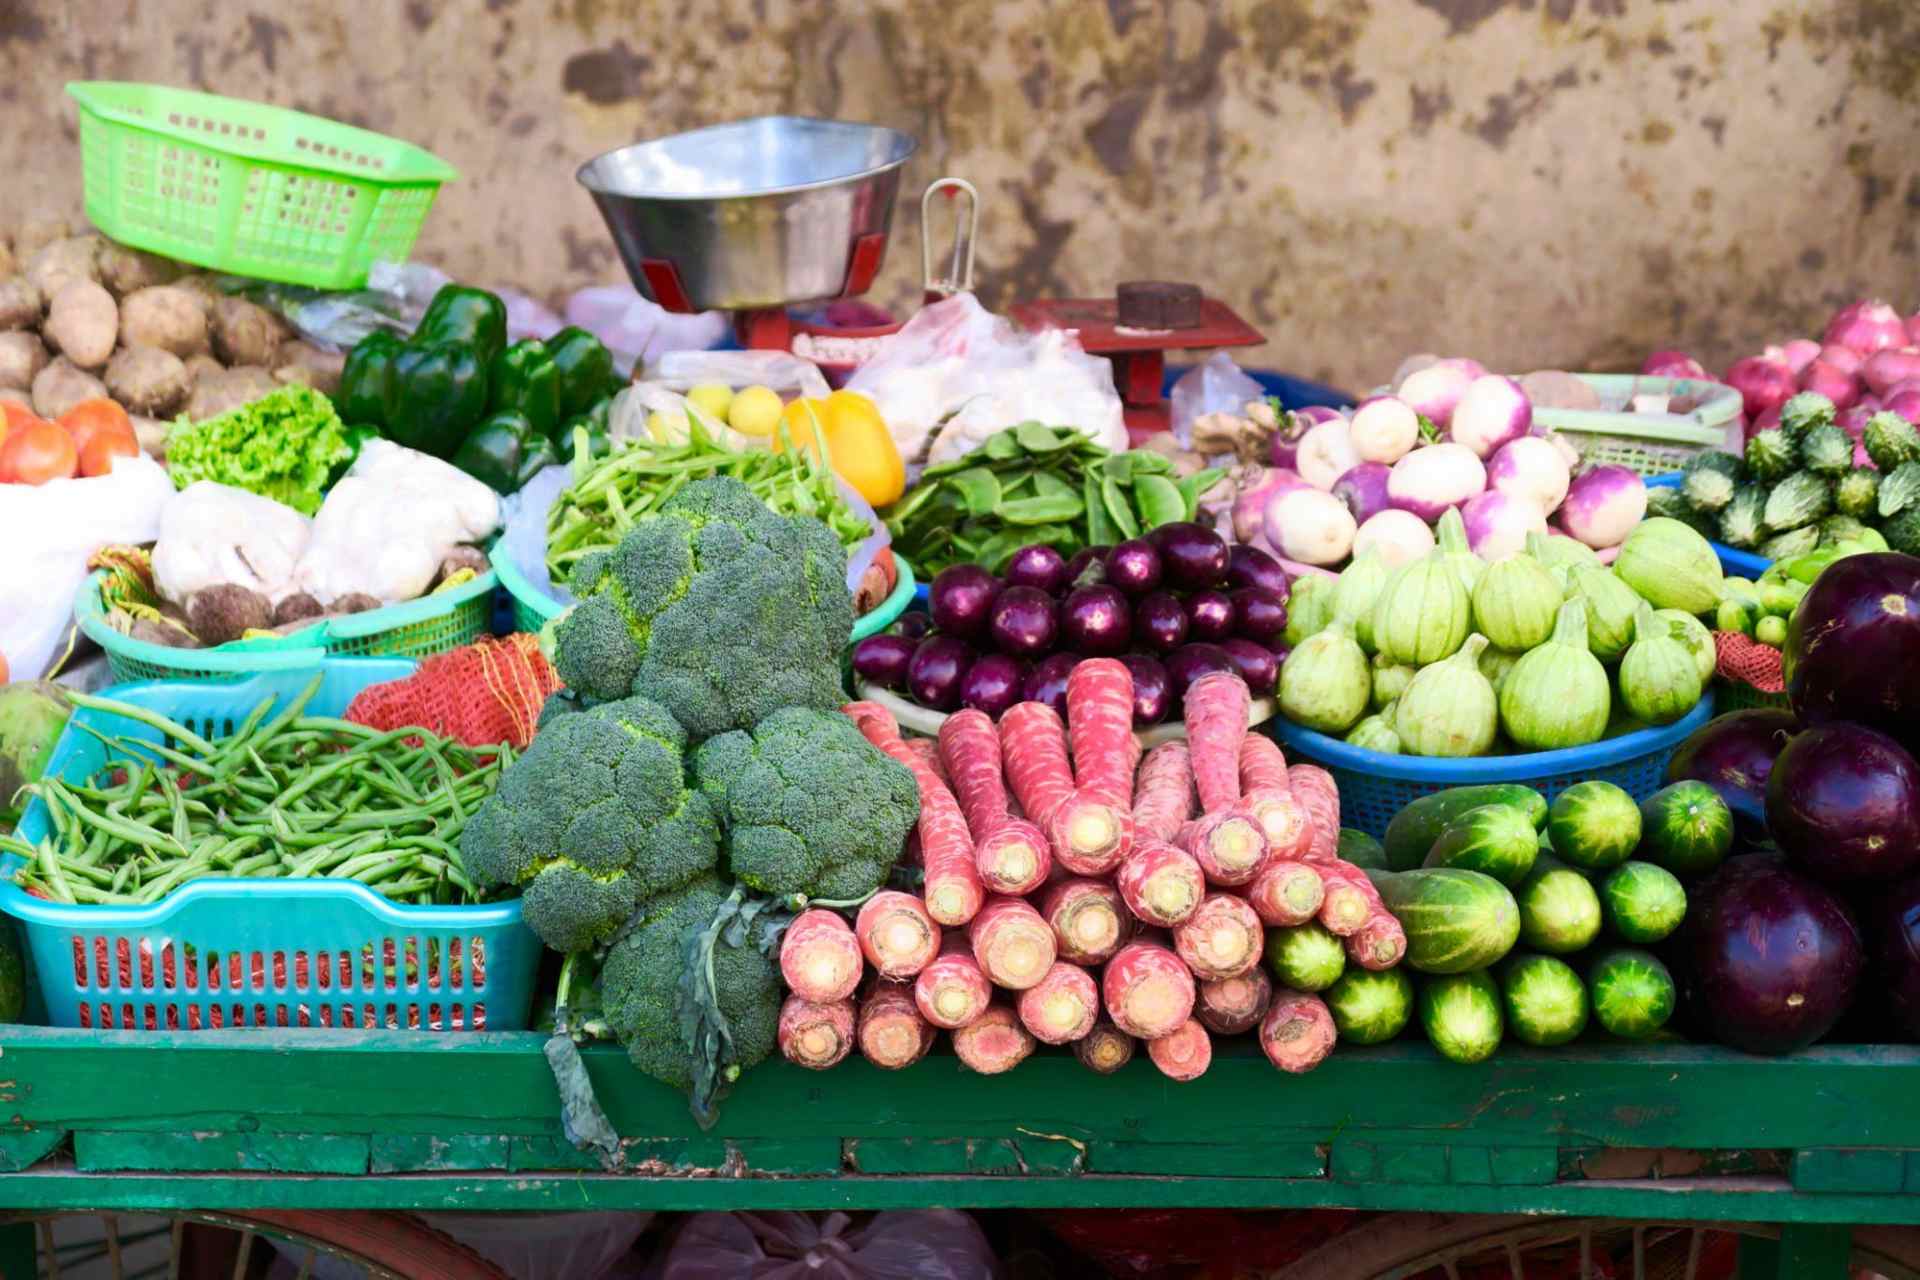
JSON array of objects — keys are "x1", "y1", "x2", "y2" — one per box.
[
  {"x1": 0, "y1": 456, "x2": 175, "y2": 679},
  {"x1": 660, "y1": 1210, "x2": 1002, "y2": 1280},
  {"x1": 568, "y1": 286, "x2": 731, "y2": 371},
  {"x1": 1171, "y1": 352, "x2": 1265, "y2": 448},
  {"x1": 845, "y1": 293, "x2": 1127, "y2": 466},
  {"x1": 151, "y1": 482, "x2": 312, "y2": 606}
]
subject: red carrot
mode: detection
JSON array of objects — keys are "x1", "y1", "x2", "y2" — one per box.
[
  {"x1": 951, "y1": 1003, "x2": 1036, "y2": 1075},
  {"x1": 1183, "y1": 671, "x2": 1251, "y2": 813},
  {"x1": 1317, "y1": 866, "x2": 1378, "y2": 937},
  {"x1": 1287, "y1": 763, "x2": 1342, "y2": 862},
  {"x1": 937, "y1": 708, "x2": 1052, "y2": 894},
  {"x1": 1074, "y1": 1019, "x2": 1136, "y2": 1074},
  {"x1": 906, "y1": 736, "x2": 949, "y2": 788},
  {"x1": 858, "y1": 979, "x2": 934, "y2": 1070},
  {"x1": 1102, "y1": 940, "x2": 1196, "y2": 1039},
  {"x1": 974, "y1": 818, "x2": 1052, "y2": 895},
  {"x1": 1115, "y1": 838, "x2": 1206, "y2": 927},
  {"x1": 1346, "y1": 911, "x2": 1408, "y2": 971},
  {"x1": 1195, "y1": 967, "x2": 1273, "y2": 1036},
  {"x1": 1239, "y1": 734, "x2": 1315, "y2": 860},
  {"x1": 1177, "y1": 810, "x2": 1269, "y2": 886},
  {"x1": 1146, "y1": 1017, "x2": 1213, "y2": 1082},
  {"x1": 1066, "y1": 658, "x2": 1140, "y2": 808},
  {"x1": 855, "y1": 890, "x2": 941, "y2": 978},
  {"x1": 968, "y1": 894, "x2": 1058, "y2": 990},
  {"x1": 1039, "y1": 877, "x2": 1128, "y2": 965},
  {"x1": 1238, "y1": 730, "x2": 1290, "y2": 794},
  {"x1": 779, "y1": 908, "x2": 865, "y2": 1003},
  {"x1": 1173, "y1": 892, "x2": 1265, "y2": 980},
  {"x1": 841, "y1": 699, "x2": 902, "y2": 747},
  {"x1": 778, "y1": 994, "x2": 856, "y2": 1070},
  {"x1": 1132, "y1": 741, "x2": 1196, "y2": 844},
  {"x1": 847, "y1": 707, "x2": 982, "y2": 927},
  {"x1": 1049, "y1": 793, "x2": 1134, "y2": 876},
  {"x1": 998, "y1": 701, "x2": 1077, "y2": 831},
  {"x1": 912, "y1": 936, "x2": 993, "y2": 1030},
  {"x1": 1260, "y1": 987, "x2": 1337, "y2": 1074},
  {"x1": 1247, "y1": 858, "x2": 1326, "y2": 927},
  {"x1": 1017, "y1": 960, "x2": 1100, "y2": 1045}
]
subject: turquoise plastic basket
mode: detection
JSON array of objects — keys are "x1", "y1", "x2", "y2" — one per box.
[
  {"x1": 1269, "y1": 695, "x2": 1715, "y2": 839},
  {"x1": 75, "y1": 568, "x2": 498, "y2": 685},
  {"x1": 1, "y1": 661, "x2": 540, "y2": 1033},
  {"x1": 492, "y1": 543, "x2": 917, "y2": 642},
  {"x1": 1647, "y1": 473, "x2": 1771, "y2": 577}
]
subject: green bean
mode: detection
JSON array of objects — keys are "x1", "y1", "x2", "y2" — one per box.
[
  {"x1": 63, "y1": 691, "x2": 220, "y2": 756},
  {"x1": 37, "y1": 841, "x2": 76, "y2": 904}
]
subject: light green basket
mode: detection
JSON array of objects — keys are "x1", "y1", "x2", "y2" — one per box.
[
  {"x1": 1713, "y1": 675, "x2": 1791, "y2": 713},
  {"x1": 491, "y1": 543, "x2": 916, "y2": 643},
  {"x1": 68, "y1": 81, "x2": 457, "y2": 289},
  {"x1": 1535, "y1": 374, "x2": 1742, "y2": 477},
  {"x1": 76, "y1": 569, "x2": 497, "y2": 685}
]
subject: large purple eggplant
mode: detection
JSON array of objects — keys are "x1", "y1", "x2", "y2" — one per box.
[
  {"x1": 1783, "y1": 552, "x2": 1920, "y2": 753},
  {"x1": 1869, "y1": 875, "x2": 1920, "y2": 1041},
  {"x1": 1765, "y1": 723, "x2": 1920, "y2": 882},
  {"x1": 1681, "y1": 854, "x2": 1863, "y2": 1055},
  {"x1": 1663, "y1": 708, "x2": 1799, "y2": 842}
]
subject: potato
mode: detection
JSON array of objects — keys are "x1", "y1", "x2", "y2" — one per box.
[
  {"x1": 106, "y1": 345, "x2": 190, "y2": 416},
  {"x1": 211, "y1": 296, "x2": 288, "y2": 367},
  {"x1": 24, "y1": 234, "x2": 102, "y2": 299},
  {"x1": 119, "y1": 285, "x2": 209, "y2": 357},
  {"x1": 0, "y1": 331, "x2": 47, "y2": 390},
  {"x1": 172, "y1": 274, "x2": 222, "y2": 312},
  {"x1": 186, "y1": 584, "x2": 272, "y2": 646},
  {"x1": 31, "y1": 356, "x2": 108, "y2": 420},
  {"x1": 14, "y1": 219, "x2": 69, "y2": 259},
  {"x1": 184, "y1": 352, "x2": 225, "y2": 384},
  {"x1": 0, "y1": 277, "x2": 43, "y2": 331},
  {"x1": 97, "y1": 242, "x2": 182, "y2": 296},
  {"x1": 185, "y1": 365, "x2": 278, "y2": 420},
  {"x1": 45, "y1": 280, "x2": 118, "y2": 370},
  {"x1": 272, "y1": 340, "x2": 346, "y2": 396},
  {"x1": 131, "y1": 413, "x2": 169, "y2": 459}
]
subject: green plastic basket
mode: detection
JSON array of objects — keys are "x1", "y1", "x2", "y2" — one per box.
[
  {"x1": 68, "y1": 81, "x2": 457, "y2": 289},
  {"x1": 75, "y1": 569, "x2": 497, "y2": 685},
  {"x1": 1713, "y1": 675, "x2": 1790, "y2": 713},
  {"x1": 491, "y1": 543, "x2": 916, "y2": 642},
  {"x1": 1535, "y1": 374, "x2": 1741, "y2": 477}
]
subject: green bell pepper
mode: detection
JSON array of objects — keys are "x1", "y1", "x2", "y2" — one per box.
[
  {"x1": 451, "y1": 411, "x2": 560, "y2": 494},
  {"x1": 548, "y1": 326, "x2": 619, "y2": 418},
  {"x1": 556, "y1": 396, "x2": 614, "y2": 464},
  {"x1": 415, "y1": 285, "x2": 508, "y2": 365},
  {"x1": 336, "y1": 330, "x2": 404, "y2": 425},
  {"x1": 491, "y1": 338, "x2": 561, "y2": 440},
  {"x1": 384, "y1": 340, "x2": 489, "y2": 459}
]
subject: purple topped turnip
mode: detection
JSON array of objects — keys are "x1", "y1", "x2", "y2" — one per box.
[
  {"x1": 1349, "y1": 396, "x2": 1421, "y2": 464},
  {"x1": 1269, "y1": 406, "x2": 1338, "y2": 470},
  {"x1": 1396, "y1": 361, "x2": 1475, "y2": 429},
  {"x1": 1386, "y1": 442, "x2": 1487, "y2": 523},
  {"x1": 1559, "y1": 465, "x2": 1647, "y2": 550},
  {"x1": 1459, "y1": 489, "x2": 1548, "y2": 561},
  {"x1": 1448, "y1": 374, "x2": 1533, "y2": 458},
  {"x1": 1485, "y1": 435, "x2": 1572, "y2": 517},
  {"x1": 1332, "y1": 461, "x2": 1394, "y2": 525},
  {"x1": 1352, "y1": 509, "x2": 1435, "y2": 568},
  {"x1": 1296, "y1": 417, "x2": 1361, "y2": 490},
  {"x1": 1231, "y1": 467, "x2": 1310, "y2": 545},
  {"x1": 1263, "y1": 487, "x2": 1358, "y2": 567}
]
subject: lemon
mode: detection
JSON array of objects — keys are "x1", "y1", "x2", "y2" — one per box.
[
  {"x1": 686, "y1": 382, "x2": 734, "y2": 424},
  {"x1": 728, "y1": 384, "x2": 784, "y2": 437},
  {"x1": 647, "y1": 409, "x2": 688, "y2": 443}
]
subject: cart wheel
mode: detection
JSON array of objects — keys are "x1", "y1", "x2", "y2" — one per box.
[
  {"x1": 0, "y1": 1208, "x2": 510, "y2": 1280},
  {"x1": 1265, "y1": 1213, "x2": 1920, "y2": 1280}
]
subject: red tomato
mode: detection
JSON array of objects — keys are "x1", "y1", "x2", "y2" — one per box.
[
  {"x1": 59, "y1": 397, "x2": 133, "y2": 460},
  {"x1": 79, "y1": 422, "x2": 139, "y2": 477},
  {"x1": 0, "y1": 420, "x2": 79, "y2": 484}
]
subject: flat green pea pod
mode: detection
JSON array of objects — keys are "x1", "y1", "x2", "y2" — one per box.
[
  {"x1": 491, "y1": 338, "x2": 562, "y2": 439},
  {"x1": 415, "y1": 284, "x2": 508, "y2": 364},
  {"x1": 548, "y1": 326, "x2": 620, "y2": 418}
]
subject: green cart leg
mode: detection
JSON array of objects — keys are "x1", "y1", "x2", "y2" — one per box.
[
  {"x1": 1738, "y1": 1224, "x2": 1853, "y2": 1280},
  {"x1": 0, "y1": 1221, "x2": 35, "y2": 1280}
]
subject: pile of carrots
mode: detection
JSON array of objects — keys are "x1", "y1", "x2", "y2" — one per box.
[
  {"x1": 777, "y1": 662, "x2": 1402, "y2": 1082},
  {"x1": 0, "y1": 396, "x2": 139, "y2": 484}
]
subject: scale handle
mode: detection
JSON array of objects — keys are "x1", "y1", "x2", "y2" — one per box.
[{"x1": 921, "y1": 177, "x2": 978, "y2": 301}]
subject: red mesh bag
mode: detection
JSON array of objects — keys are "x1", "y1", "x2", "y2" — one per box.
[
  {"x1": 1714, "y1": 629, "x2": 1784, "y2": 694},
  {"x1": 346, "y1": 634, "x2": 560, "y2": 749}
]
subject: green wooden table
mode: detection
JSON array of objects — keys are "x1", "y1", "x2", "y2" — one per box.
[{"x1": 0, "y1": 1028, "x2": 1912, "y2": 1275}]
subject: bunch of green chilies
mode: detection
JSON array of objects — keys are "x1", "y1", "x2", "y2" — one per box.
[{"x1": 0, "y1": 676, "x2": 509, "y2": 908}]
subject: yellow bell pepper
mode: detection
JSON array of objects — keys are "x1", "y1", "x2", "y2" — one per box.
[{"x1": 776, "y1": 390, "x2": 905, "y2": 507}]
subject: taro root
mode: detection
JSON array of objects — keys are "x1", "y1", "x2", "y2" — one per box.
[{"x1": 185, "y1": 584, "x2": 272, "y2": 646}]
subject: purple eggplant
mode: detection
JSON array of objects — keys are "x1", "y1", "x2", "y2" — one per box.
[
  {"x1": 1064, "y1": 546, "x2": 1112, "y2": 587},
  {"x1": 1186, "y1": 590, "x2": 1235, "y2": 643},
  {"x1": 907, "y1": 636, "x2": 975, "y2": 712},
  {"x1": 928, "y1": 565, "x2": 1000, "y2": 641},
  {"x1": 1220, "y1": 638, "x2": 1279, "y2": 695},
  {"x1": 1148, "y1": 522, "x2": 1229, "y2": 591},
  {"x1": 1120, "y1": 653, "x2": 1172, "y2": 726},
  {"x1": 1004, "y1": 544, "x2": 1070, "y2": 594},
  {"x1": 987, "y1": 586, "x2": 1059, "y2": 658},
  {"x1": 1225, "y1": 542, "x2": 1292, "y2": 597},
  {"x1": 1022, "y1": 651, "x2": 1081, "y2": 717},
  {"x1": 1664, "y1": 708, "x2": 1799, "y2": 841},
  {"x1": 1104, "y1": 539, "x2": 1165, "y2": 595},
  {"x1": 1870, "y1": 874, "x2": 1920, "y2": 1040},
  {"x1": 851, "y1": 633, "x2": 916, "y2": 692},
  {"x1": 1061, "y1": 585, "x2": 1132, "y2": 656},
  {"x1": 1134, "y1": 591, "x2": 1190, "y2": 653},
  {"x1": 1231, "y1": 587, "x2": 1289, "y2": 646},
  {"x1": 960, "y1": 653, "x2": 1027, "y2": 719},
  {"x1": 1164, "y1": 643, "x2": 1237, "y2": 699},
  {"x1": 1784, "y1": 552, "x2": 1920, "y2": 755},
  {"x1": 892, "y1": 611, "x2": 933, "y2": 641},
  {"x1": 1765, "y1": 723, "x2": 1920, "y2": 882}
]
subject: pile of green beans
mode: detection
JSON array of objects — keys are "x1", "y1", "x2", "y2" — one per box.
[{"x1": 0, "y1": 676, "x2": 510, "y2": 908}]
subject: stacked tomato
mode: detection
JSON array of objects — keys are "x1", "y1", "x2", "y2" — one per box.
[{"x1": 0, "y1": 397, "x2": 139, "y2": 485}]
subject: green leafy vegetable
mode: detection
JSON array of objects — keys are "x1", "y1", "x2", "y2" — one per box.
[{"x1": 165, "y1": 384, "x2": 351, "y2": 515}]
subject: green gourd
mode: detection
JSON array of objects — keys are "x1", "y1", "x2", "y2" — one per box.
[
  {"x1": 1371, "y1": 552, "x2": 1471, "y2": 668},
  {"x1": 1371, "y1": 653, "x2": 1416, "y2": 708},
  {"x1": 1478, "y1": 644, "x2": 1524, "y2": 695},
  {"x1": 1471, "y1": 553, "x2": 1561, "y2": 652},
  {"x1": 1652, "y1": 608, "x2": 1716, "y2": 685},
  {"x1": 1526, "y1": 530, "x2": 1601, "y2": 576},
  {"x1": 1565, "y1": 566, "x2": 1640, "y2": 662},
  {"x1": 1395, "y1": 635, "x2": 1497, "y2": 758},
  {"x1": 1279, "y1": 602, "x2": 1371, "y2": 734},
  {"x1": 1331, "y1": 552, "x2": 1393, "y2": 653},
  {"x1": 1282, "y1": 574, "x2": 1337, "y2": 649},
  {"x1": 1618, "y1": 603, "x2": 1704, "y2": 725},
  {"x1": 1435, "y1": 507, "x2": 1486, "y2": 593},
  {"x1": 1346, "y1": 701, "x2": 1403, "y2": 753},
  {"x1": 1498, "y1": 599, "x2": 1611, "y2": 750}
]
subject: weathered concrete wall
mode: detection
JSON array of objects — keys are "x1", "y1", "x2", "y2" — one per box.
[{"x1": 8, "y1": 0, "x2": 1918, "y2": 390}]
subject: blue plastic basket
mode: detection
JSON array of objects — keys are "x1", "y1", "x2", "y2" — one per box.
[
  {"x1": 1, "y1": 661, "x2": 541, "y2": 1033},
  {"x1": 1269, "y1": 695, "x2": 1716, "y2": 839},
  {"x1": 1647, "y1": 473, "x2": 1770, "y2": 577}
]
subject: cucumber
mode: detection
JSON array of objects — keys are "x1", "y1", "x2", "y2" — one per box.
[
  {"x1": 1419, "y1": 970, "x2": 1504, "y2": 1064},
  {"x1": 1364, "y1": 867, "x2": 1520, "y2": 974},
  {"x1": 1266, "y1": 921, "x2": 1347, "y2": 992},
  {"x1": 1337, "y1": 827, "x2": 1388, "y2": 871},
  {"x1": 1498, "y1": 952, "x2": 1589, "y2": 1047},
  {"x1": 1587, "y1": 947, "x2": 1676, "y2": 1040},
  {"x1": 1546, "y1": 781, "x2": 1642, "y2": 872},
  {"x1": 1600, "y1": 861, "x2": 1687, "y2": 944},
  {"x1": 1515, "y1": 854, "x2": 1603, "y2": 955},
  {"x1": 1325, "y1": 967, "x2": 1414, "y2": 1045},
  {"x1": 1636, "y1": 781, "x2": 1733, "y2": 878},
  {"x1": 1422, "y1": 804, "x2": 1540, "y2": 887},
  {"x1": 1383, "y1": 784, "x2": 1548, "y2": 871}
]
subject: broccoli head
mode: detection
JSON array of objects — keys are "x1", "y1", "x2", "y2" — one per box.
[
  {"x1": 551, "y1": 476, "x2": 853, "y2": 741},
  {"x1": 599, "y1": 874, "x2": 781, "y2": 1099},
  {"x1": 691, "y1": 706, "x2": 918, "y2": 901},
  {"x1": 460, "y1": 695, "x2": 720, "y2": 951}
]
